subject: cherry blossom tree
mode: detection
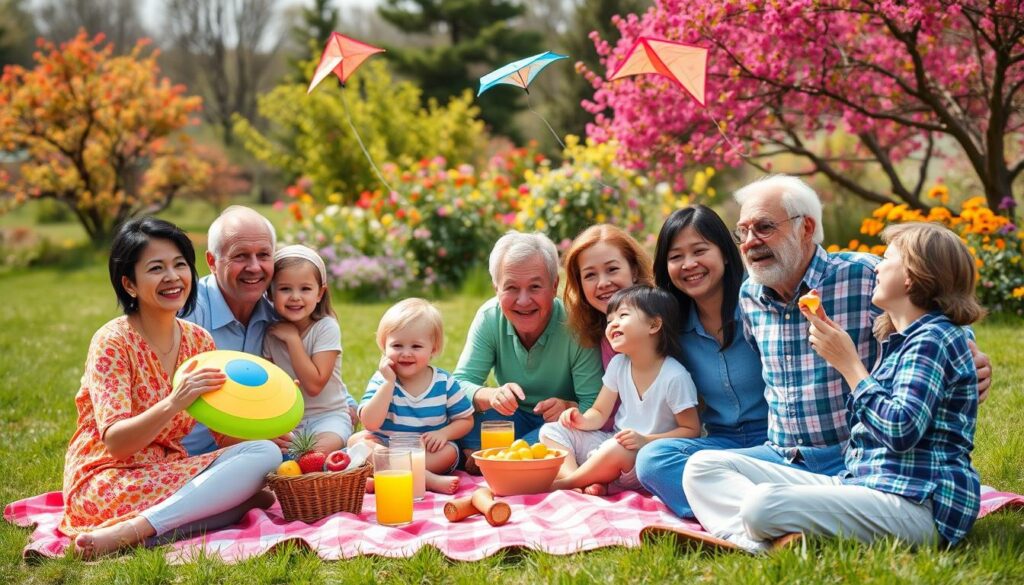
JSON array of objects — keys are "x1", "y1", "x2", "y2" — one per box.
[{"x1": 584, "y1": 0, "x2": 1023, "y2": 215}]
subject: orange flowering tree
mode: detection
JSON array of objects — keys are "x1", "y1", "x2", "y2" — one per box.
[
  {"x1": 0, "y1": 32, "x2": 209, "y2": 246},
  {"x1": 829, "y1": 185, "x2": 1023, "y2": 315}
]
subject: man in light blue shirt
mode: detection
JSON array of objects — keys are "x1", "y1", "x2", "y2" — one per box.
[{"x1": 180, "y1": 206, "x2": 278, "y2": 455}]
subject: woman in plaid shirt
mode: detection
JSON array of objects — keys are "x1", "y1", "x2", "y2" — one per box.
[{"x1": 682, "y1": 222, "x2": 984, "y2": 552}]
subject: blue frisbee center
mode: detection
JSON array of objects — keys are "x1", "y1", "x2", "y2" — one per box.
[{"x1": 224, "y1": 359, "x2": 268, "y2": 387}]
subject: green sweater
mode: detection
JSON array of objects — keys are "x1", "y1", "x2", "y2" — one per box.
[{"x1": 453, "y1": 297, "x2": 602, "y2": 412}]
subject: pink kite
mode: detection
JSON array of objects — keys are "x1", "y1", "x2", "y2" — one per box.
[
  {"x1": 307, "y1": 32, "x2": 386, "y2": 93},
  {"x1": 608, "y1": 37, "x2": 747, "y2": 154},
  {"x1": 609, "y1": 37, "x2": 708, "y2": 107},
  {"x1": 306, "y1": 32, "x2": 393, "y2": 191}
]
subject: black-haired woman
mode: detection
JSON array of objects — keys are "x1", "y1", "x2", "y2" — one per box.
[
  {"x1": 634, "y1": 205, "x2": 770, "y2": 518},
  {"x1": 61, "y1": 217, "x2": 281, "y2": 558}
]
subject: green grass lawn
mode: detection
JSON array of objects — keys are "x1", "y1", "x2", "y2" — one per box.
[{"x1": 2, "y1": 261, "x2": 1023, "y2": 584}]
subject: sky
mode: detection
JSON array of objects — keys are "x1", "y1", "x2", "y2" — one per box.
[{"x1": 133, "y1": 0, "x2": 380, "y2": 33}]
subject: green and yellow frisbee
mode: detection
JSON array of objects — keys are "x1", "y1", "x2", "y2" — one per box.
[{"x1": 173, "y1": 350, "x2": 303, "y2": 440}]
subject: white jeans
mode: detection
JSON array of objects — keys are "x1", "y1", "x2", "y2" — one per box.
[{"x1": 683, "y1": 450, "x2": 937, "y2": 552}]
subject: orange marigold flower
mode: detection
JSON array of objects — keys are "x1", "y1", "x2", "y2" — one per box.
[
  {"x1": 826, "y1": 244, "x2": 841, "y2": 253},
  {"x1": 860, "y1": 218, "x2": 884, "y2": 236},
  {"x1": 886, "y1": 204, "x2": 909, "y2": 222},
  {"x1": 873, "y1": 202, "x2": 895, "y2": 220},
  {"x1": 927, "y1": 207, "x2": 953, "y2": 223},
  {"x1": 927, "y1": 184, "x2": 950, "y2": 205},
  {"x1": 996, "y1": 238, "x2": 1006, "y2": 250},
  {"x1": 962, "y1": 196, "x2": 987, "y2": 210}
]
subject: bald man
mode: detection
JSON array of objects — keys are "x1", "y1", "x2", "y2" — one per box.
[{"x1": 180, "y1": 206, "x2": 279, "y2": 455}]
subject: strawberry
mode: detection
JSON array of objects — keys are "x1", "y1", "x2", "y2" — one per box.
[
  {"x1": 298, "y1": 451, "x2": 326, "y2": 474},
  {"x1": 289, "y1": 430, "x2": 325, "y2": 474}
]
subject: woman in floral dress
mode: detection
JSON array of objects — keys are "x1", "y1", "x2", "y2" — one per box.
[{"x1": 62, "y1": 217, "x2": 281, "y2": 558}]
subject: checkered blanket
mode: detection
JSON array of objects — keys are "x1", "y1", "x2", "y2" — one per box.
[{"x1": 5, "y1": 476, "x2": 1023, "y2": 563}]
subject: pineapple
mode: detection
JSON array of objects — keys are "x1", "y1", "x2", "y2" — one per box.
[{"x1": 290, "y1": 430, "x2": 326, "y2": 474}]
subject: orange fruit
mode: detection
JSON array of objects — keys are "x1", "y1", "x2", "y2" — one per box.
[
  {"x1": 530, "y1": 443, "x2": 549, "y2": 458},
  {"x1": 276, "y1": 460, "x2": 301, "y2": 476},
  {"x1": 517, "y1": 448, "x2": 534, "y2": 460},
  {"x1": 510, "y1": 439, "x2": 529, "y2": 452}
]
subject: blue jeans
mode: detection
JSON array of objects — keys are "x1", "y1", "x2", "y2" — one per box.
[
  {"x1": 636, "y1": 423, "x2": 770, "y2": 518},
  {"x1": 458, "y1": 408, "x2": 546, "y2": 452}
]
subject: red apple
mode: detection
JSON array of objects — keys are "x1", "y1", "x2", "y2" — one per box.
[{"x1": 325, "y1": 449, "x2": 351, "y2": 472}]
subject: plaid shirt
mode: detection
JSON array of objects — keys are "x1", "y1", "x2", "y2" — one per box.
[
  {"x1": 740, "y1": 246, "x2": 882, "y2": 454},
  {"x1": 841, "y1": 312, "x2": 980, "y2": 545}
]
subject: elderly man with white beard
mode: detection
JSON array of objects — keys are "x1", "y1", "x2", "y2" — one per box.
[{"x1": 690, "y1": 175, "x2": 993, "y2": 478}]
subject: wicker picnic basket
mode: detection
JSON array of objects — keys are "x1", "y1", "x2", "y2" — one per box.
[{"x1": 266, "y1": 461, "x2": 373, "y2": 522}]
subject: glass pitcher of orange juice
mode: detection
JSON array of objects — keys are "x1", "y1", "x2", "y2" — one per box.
[
  {"x1": 373, "y1": 448, "x2": 414, "y2": 526},
  {"x1": 480, "y1": 420, "x2": 515, "y2": 450}
]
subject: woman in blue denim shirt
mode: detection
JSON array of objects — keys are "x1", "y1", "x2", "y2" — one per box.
[{"x1": 635, "y1": 205, "x2": 770, "y2": 518}]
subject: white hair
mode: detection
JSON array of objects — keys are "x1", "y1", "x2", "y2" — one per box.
[
  {"x1": 734, "y1": 175, "x2": 824, "y2": 244},
  {"x1": 207, "y1": 205, "x2": 277, "y2": 258},
  {"x1": 488, "y1": 231, "x2": 559, "y2": 286}
]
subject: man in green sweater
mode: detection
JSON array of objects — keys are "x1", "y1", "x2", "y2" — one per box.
[{"x1": 454, "y1": 231, "x2": 603, "y2": 471}]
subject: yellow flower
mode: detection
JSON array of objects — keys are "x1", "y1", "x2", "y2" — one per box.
[
  {"x1": 1013, "y1": 286, "x2": 1024, "y2": 299},
  {"x1": 381, "y1": 213, "x2": 394, "y2": 227}
]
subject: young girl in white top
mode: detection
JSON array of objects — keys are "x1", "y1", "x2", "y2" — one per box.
[
  {"x1": 541, "y1": 285, "x2": 701, "y2": 495},
  {"x1": 263, "y1": 245, "x2": 354, "y2": 454}
]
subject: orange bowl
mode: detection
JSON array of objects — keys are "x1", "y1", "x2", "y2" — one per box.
[{"x1": 471, "y1": 447, "x2": 567, "y2": 496}]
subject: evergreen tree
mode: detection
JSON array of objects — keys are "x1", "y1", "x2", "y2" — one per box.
[
  {"x1": 548, "y1": 0, "x2": 649, "y2": 140},
  {"x1": 377, "y1": 0, "x2": 541, "y2": 139},
  {"x1": 289, "y1": 0, "x2": 339, "y2": 81},
  {"x1": 0, "y1": 0, "x2": 37, "y2": 67}
]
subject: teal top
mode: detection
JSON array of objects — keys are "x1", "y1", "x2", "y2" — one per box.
[{"x1": 453, "y1": 297, "x2": 603, "y2": 412}]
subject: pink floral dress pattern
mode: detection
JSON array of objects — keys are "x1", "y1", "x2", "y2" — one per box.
[{"x1": 60, "y1": 317, "x2": 220, "y2": 536}]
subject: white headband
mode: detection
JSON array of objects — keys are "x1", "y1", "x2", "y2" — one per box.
[{"x1": 274, "y1": 244, "x2": 327, "y2": 285}]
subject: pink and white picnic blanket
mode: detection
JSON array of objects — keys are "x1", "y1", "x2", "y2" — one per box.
[{"x1": 5, "y1": 476, "x2": 1023, "y2": 563}]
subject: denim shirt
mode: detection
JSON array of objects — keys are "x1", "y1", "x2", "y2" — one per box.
[{"x1": 678, "y1": 304, "x2": 768, "y2": 432}]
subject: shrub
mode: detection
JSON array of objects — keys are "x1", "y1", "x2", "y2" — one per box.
[
  {"x1": 234, "y1": 60, "x2": 488, "y2": 204},
  {"x1": 828, "y1": 187, "x2": 1023, "y2": 315}
]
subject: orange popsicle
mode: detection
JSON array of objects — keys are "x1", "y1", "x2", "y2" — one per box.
[{"x1": 798, "y1": 290, "x2": 822, "y2": 316}]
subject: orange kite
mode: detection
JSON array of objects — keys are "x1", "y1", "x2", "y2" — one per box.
[{"x1": 608, "y1": 37, "x2": 708, "y2": 107}]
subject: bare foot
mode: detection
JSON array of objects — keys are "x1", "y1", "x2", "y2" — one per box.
[
  {"x1": 425, "y1": 471, "x2": 459, "y2": 494},
  {"x1": 583, "y1": 483, "x2": 608, "y2": 496},
  {"x1": 73, "y1": 517, "x2": 153, "y2": 559},
  {"x1": 365, "y1": 477, "x2": 375, "y2": 493}
]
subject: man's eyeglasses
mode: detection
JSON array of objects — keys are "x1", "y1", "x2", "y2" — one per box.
[{"x1": 733, "y1": 215, "x2": 804, "y2": 244}]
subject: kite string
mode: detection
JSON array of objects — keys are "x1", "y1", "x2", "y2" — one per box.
[
  {"x1": 526, "y1": 92, "x2": 567, "y2": 151},
  {"x1": 525, "y1": 92, "x2": 619, "y2": 195},
  {"x1": 339, "y1": 87, "x2": 395, "y2": 194},
  {"x1": 703, "y1": 109, "x2": 750, "y2": 158}
]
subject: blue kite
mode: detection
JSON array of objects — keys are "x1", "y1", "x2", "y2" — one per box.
[{"x1": 478, "y1": 51, "x2": 568, "y2": 96}]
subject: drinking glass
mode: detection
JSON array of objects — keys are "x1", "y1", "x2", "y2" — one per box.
[
  {"x1": 480, "y1": 420, "x2": 515, "y2": 450},
  {"x1": 373, "y1": 448, "x2": 414, "y2": 526},
  {"x1": 388, "y1": 435, "x2": 426, "y2": 501}
]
